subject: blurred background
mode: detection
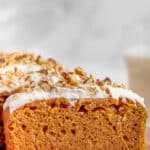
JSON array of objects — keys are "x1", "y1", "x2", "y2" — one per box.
[
  {"x1": 0, "y1": 0, "x2": 150, "y2": 85},
  {"x1": 0, "y1": 1, "x2": 150, "y2": 90},
  {"x1": 0, "y1": 0, "x2": 150, "y2": 147}
]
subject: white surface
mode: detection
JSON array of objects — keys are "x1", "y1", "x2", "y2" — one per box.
[{"x1": 0, "y1": 1, "x2": 150, "y2": 84}]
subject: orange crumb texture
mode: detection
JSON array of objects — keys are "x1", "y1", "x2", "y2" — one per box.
[{"x1": 3, "y1": 98, "x2": 148, "y2": 150}]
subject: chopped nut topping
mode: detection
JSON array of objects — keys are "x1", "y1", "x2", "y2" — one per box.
[
  {"x1": 37, "y1": 69, "x2": 48, "y2": 75},
  {"x1": 39, "y1": 80, "x2": 51, "y2": 91},
  {"x1": 103, "y1": 77, "x2": 112, "y2": 85},
  {"x1": 96, "y1": 79, "x2": 103, "y2": 86},
  {"x1": 112, "y1": 83, "x2": 126, "y2": 88},
  {"x1": 74, "y1": 67, "x2": 86, "y2": 77},
  {"x1": 0, "y1": 51, "x2": 127, "y2": 98}
]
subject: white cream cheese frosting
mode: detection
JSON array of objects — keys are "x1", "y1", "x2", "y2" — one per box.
[
  {"x1": 0, "y1": 54, "x2": 145, "y2": 113},
  {"x1": 0, "y1": 72, "x2": 60, "y2": 93},
  {"x1": 0, "y1": 64, "x2": 42, "y2": 74},
  {"x1": 108, "y1": 86, "x2": 145, "y2": 106},
  {"x1": 3, "y1": 85, "x2": 145, "y2": 113},
  {"x1": 3, "y1": 87, "x2": 108, "y2": 113},
  {"x1": 0, "y1": 64, "x2": 60, "y2": 93},
  {"x1": 0, "y1": 64, "x2": 42, "y2": 93}
]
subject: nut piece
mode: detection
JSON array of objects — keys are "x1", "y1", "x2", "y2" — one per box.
[
  {"x1": 74, "y1": 67, "x2": 86, "y2": 77},
  {"x1": 103, "y1": 77, "x2": 112, "y2": 85}
]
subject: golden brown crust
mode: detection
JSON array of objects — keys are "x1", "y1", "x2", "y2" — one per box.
[{"x1": 3, "y1": 98, "x2": 148, "y2": 150}]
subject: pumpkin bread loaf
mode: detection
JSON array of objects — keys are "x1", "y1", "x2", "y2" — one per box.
[{"x1": 0, "y1": 52, "x2": 148, "y2": 150}]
